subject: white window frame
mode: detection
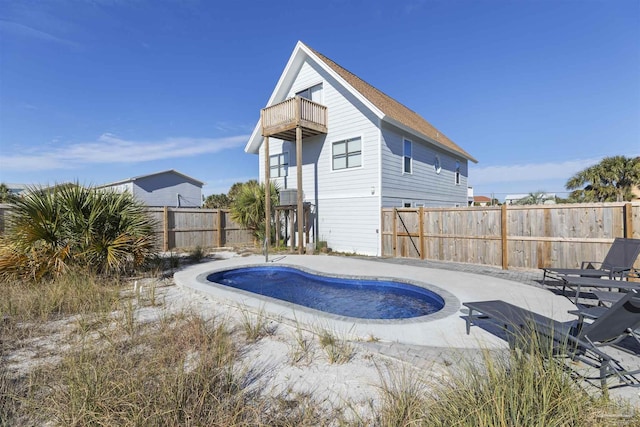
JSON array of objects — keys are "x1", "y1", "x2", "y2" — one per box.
[
  {"x1": 403, "y1": 138, "x2": 412, "y2": 174},
  {"x1": 269, "y1": 152, "x2": 289, "y2": 178},
  {"x1": 332, "y1": 137, "x2": 362, "y2": 171},
  {"x1": 455, "y1": 161, "x2": 461, "y2": 185}
]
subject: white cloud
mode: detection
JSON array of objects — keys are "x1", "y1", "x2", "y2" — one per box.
[
  {"x1": 0, "y1": 134, "x2": 250, "y2": 171},
  {"x1": 0, "y1": 20, "x2": 79, "y2": 48},
  {"x1": 469, "y1": 157, "x2": 604, "y2": 186}
]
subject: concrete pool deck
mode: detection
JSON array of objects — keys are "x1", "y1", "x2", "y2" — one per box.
[{"x1": 174, "y1": 253, "x2": 577, "y2": 349}]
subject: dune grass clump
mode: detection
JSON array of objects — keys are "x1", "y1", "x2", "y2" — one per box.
[
  {"x1": 376, "y1": 341, "x2": 640, "y2": 427},
  {"x1": 239, "y1": 306, "x2": 277, "y2": 342},
  {"x1": 37, "y1": 314, "x2": 246, "y2": 426},
  {"x1": 317, "y1": 328, "x2": 354, "y2": 364}
]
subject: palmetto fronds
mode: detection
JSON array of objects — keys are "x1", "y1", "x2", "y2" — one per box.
[
  {"x1": 566, "y1": 156, "x2": 640, "y2": 202},
  {"x1": 0, "y1": 184, "x2": 157, "y2": 280}
]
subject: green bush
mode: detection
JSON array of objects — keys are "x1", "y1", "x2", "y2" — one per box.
[
  {"x1": 0, "y1": 184, "x2": 157, "y2": 280},
  {"x1": 230, "y1": 180, "x2": 279, "y2": 242}
]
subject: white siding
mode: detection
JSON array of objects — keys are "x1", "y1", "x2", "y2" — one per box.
[
  {"x1": 133, "y1": 174, "x2": 202, "y2": 207},
  {"x1": 106, "y1": 183, "x2": 133, "y2": 194},
  {"x1": 259, "y1": 58, "x2": 381, "y2": 255},
  {"x1": 380, "y1": 122, "x2": 468, "y2": 207}
]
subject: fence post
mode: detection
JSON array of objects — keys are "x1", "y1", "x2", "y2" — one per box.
[
  {"x1": 217, "y1": 209, "x2": 223, "y2": 247},
  {"x1": 419, "y1": 207, "x2": 425, "y2": 260},
  {"x1": 501, "y1": 204, "x2": 508, "y2": 270},
  {"x1": 624, "y1": 203, "x2": 633, "y2": 238},
  {"x1": 163, "y1": 206, "x2": 169, "y2": 252},
  {"x1": 392, "y1": 208, "x2": 397, "y2": 257}
]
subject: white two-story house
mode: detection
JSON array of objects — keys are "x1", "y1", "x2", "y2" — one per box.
[{"x1": 245, "y1": 41, "x2": 477, "y2": 256}]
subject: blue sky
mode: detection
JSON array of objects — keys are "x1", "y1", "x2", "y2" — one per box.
[{"x1": 1, "y1": 0, "x2": 638, "y2": 201}]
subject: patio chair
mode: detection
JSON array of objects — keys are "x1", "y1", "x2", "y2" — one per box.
[
  {"x1": 463, "y1": 290, "x2": 640, "y2": 390},
  {"x1": 560, "y1": 275, "x2": 640, "y2": 305},
  {"x1": 542, "y1": 237, "x2": 640, "y2": 284}
]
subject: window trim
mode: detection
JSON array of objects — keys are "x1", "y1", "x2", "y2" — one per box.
[
  {"x1": 403, "y1": 138, "x2": 412, "y2": 174},
  {"x1": 331, "y1": 136, "x2": 363, "y2": 171},
  {"x1": 295, "y1": 82, "x2": 323, "y2": 103},
  {"x1": 269, "y1": 151, "x2": 289, "y2": 178}
]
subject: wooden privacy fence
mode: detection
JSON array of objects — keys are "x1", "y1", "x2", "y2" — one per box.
[
  {"x1": 382, "y1": 203, "x2": 640, "y2": 270},
  {"x1": 0, "y1": 205, "x2": 254, "y2": 252},
  {"x1": 147, "y1": 207, "x2": 253, "y2": 251}
]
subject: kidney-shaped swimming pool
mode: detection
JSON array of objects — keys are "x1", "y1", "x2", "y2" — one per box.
[{"x1": 206, "y1": 265, "x2": 445, "y2": 320}]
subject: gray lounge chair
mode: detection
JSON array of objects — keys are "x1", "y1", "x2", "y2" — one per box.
[
  {"x1": 464, "y1": 290, "x2": 640, "y2": 390},
  {"x1": 560, "y1": 275, "x2": 640, "y2": 305},
  {"x1": 542, "y1": 237, "x2": 640, "y2": 284}
]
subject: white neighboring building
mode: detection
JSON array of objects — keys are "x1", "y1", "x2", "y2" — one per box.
[
  {"x1": 245, "y1": 41, "x2": 477, "y2": 256},
  {"x1": 97, "y1": 170, "x2": 204, "y2": 207}
]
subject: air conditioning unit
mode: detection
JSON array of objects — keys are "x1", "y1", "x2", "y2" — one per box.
[{"x1": 279, "y1": 189, "x2": 298, "y2": 206}]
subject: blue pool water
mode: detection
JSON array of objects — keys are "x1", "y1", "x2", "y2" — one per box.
[{"x1": 206, "y1": 266, "x2": 444, "y2": 319}]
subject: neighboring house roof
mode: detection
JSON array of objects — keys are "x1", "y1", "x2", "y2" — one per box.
[
  {"x1": 473, "y1": 196, "x2": 492, "y2": 203},
  {"x1": 505, "y1": 193, "x2": 556, "y2": 203},
  {"x1": 246, "y1": 41, "x2": 477, "y2": 163},
  {"x1": 4, "y1": 183, "x2": 28, "y2": 195},
  {"x1": 97, "y1": 169, "x2": 205, "y2": 188}
]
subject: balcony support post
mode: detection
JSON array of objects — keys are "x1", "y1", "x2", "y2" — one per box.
[
  {"x1": 296, "y1": 125, "x2": 303, "y2": 254},
  {"x1": 264, "y1": 135, "x2": 270, "y2": 260}
]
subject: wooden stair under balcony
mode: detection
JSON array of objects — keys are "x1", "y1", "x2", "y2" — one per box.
[{"x1": 261, "y1": 96, "x2": 328, "y2": 140}]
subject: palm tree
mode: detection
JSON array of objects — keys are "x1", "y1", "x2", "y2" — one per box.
[
  {"x1": 203, "y1": 193, "x2": 231, "y2": 209},
  {"x1": 515, "y1": 191, "x2": 551, "y2": 205},
  {"x1": 230, "y1": 181, "x2": 279, "y2": 241},
  {"x1": 566, "y1": 156, "x2": 640, "y2": 202}
]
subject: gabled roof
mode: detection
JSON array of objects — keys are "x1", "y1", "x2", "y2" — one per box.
[
  {"x1": 97, "y1": 169, "x2": 205, "y2": 188},
  {"x1": 245, "y1": 41, "x2": 477, "y2": 163},
  {"x1": 474, "y1": 195, "x2": 492, "y2": 203}
]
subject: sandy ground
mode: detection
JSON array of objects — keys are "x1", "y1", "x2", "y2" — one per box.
[
  {"x1": 155, "y1": 271, "x2": 440, "y2": 420},
  {"x1": 3, "y1": 268, "x2": 440, "y2": 422},
  {"x1": 5, "y1": 251, "x2": 640, "y2": 422}
]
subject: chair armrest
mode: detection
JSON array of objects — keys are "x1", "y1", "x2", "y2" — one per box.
[
  {"x1": 580, "y1": 261, "x2": 602, "y2": 270},
  {"x1": 610, "y1": 268, "x2": 633, "y2": 280},
  {"x1": 567, "y1": 307, "x2": 607, "y2": 331}
]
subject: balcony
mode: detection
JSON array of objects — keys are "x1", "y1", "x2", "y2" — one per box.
[{"x1": 261, "y1": 96, "x2": 328, "y2": 141}]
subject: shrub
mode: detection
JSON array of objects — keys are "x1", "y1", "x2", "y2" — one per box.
[
  {"x1": 230, "y1": 180, "x2": 279, "y2": 242},
  {"x1": 0, "y1": 184, "x2": 157, "y2": 280},
  {"x1": 374, "y1": 343, "x2": 639, "y2": 427}
]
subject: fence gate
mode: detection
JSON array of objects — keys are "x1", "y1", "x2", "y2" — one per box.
[{"x1": 393, "y1": 208, "x2": 422, "y2": 258}]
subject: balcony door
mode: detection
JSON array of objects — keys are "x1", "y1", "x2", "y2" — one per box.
[{"x1": 296, "y1": 83, "x2": 323, "y2": 103}]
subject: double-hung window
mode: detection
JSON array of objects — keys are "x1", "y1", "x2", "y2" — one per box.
[
  {"x1": 269, "y1": 152, "x2": 289, "y2": 178},
  {"x1": 455, "y1": 161, "x2": 461, "y2": 185},
  {"x1": 403, "y1": 139, "x2": 412, "y2": 174},
  {"x1": 332, "y1": 137, "x2": 361, "y2": 170}
]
